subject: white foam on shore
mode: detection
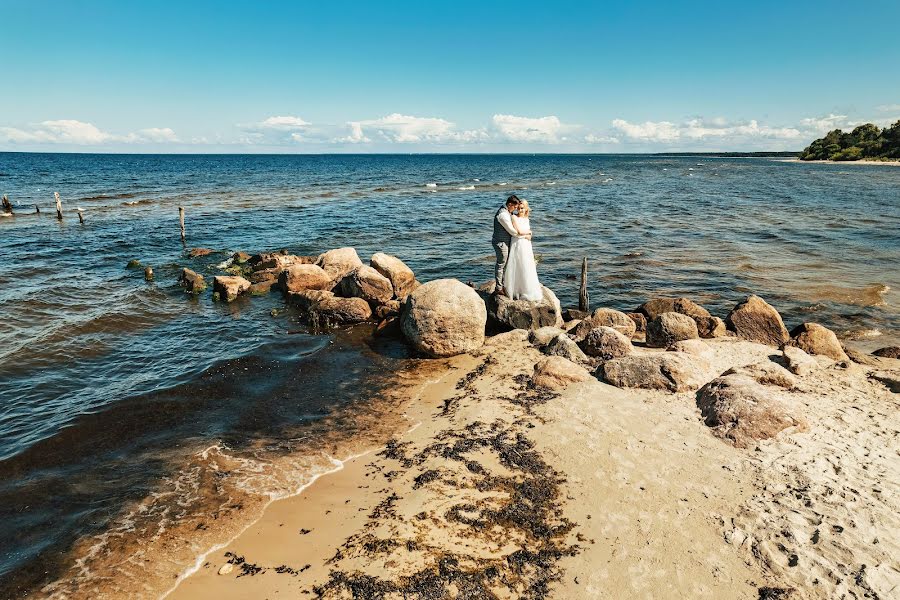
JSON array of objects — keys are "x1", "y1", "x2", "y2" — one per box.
[
  {"x1": 458, "y1": 185, "x2": 475, "y2": 190},
  {"x1": 425, "y1": 183, "x2": 437, "y2": 188}
]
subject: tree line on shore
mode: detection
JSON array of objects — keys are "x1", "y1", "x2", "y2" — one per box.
[{"x1": 799, "y1": 119, "x2": 900, "y2": 161}]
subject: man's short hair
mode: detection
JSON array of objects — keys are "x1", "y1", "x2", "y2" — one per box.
[{"x1": 505, "y1": 194, "x2": 520, "y2": 206}]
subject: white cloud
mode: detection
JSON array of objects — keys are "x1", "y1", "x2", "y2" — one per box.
[
  {"x1": 257, "y1": 115, "x2": 310, "y2": 130},
  {"x1": 611, "y1": 117, "x2": 802, "y2": 143},
  {"x1": 797, "y1": 114, "x2": 851, "y2": 135},
  {"x1": 492, "y1": 114, "x2": 566, "y2": 143},
  {"x1": 611, "y1": 119, "x2": 680, "y2": 142},
  {"x1": 0, "y1": 120, "x2": 179, "y2": 145},
  {"x1": 584, "y1": 133, "x2": 620, "y2": 144},
  {"x1": 136, "y1": 127, "x2": 179, "y2": 142},
  {"x1": 876, "y1": 104, "x2": 900, "y2": 113},
  {"x1": 338, "y1": 113, "x2": 486, "y2": 144}
]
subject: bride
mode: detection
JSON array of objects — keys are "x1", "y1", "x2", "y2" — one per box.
[{"x1": 503, "y1": 199, "x2": 543, "y2": 301}]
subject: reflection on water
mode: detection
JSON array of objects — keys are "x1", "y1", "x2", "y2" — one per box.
[{"x1": 0, "y1": 153, "x2": 898, "y2": 596}]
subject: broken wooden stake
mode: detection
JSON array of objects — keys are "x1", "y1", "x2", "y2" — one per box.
[
  {"x1": 579, "y1": 257, "x2": 589, "y2": 312},
  {"x1": 179, "y1": 206, "x2": 185, "y2": 244},
  {"x1": 54, "y1": 192, "x2": 63, "y2": 220},
  {"x1": 1, "y1": 194, "x2": 12, "y2": 215}
]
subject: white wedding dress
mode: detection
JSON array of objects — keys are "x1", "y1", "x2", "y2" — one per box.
[{"x1": 503, "y1": 216, "x2": 543, "y2": 301}]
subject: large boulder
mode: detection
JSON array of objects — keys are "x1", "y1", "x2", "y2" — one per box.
[
  {"x1": 249, "y1": 252, "x2": 315, "y2": 272},
  {"x1": 287, "y1": 289, "x2": 334, "y2": 310},
  {"x1": 723, "y1": 361, "x2": 797, "y2": 389},
  {"x1": 401, "y1": 279, "x2": 487, "y2": 357},
  {"x1": 310, "y1": 296, "x2": 372, "y2": 325},
  {"x1": 579, "y1": 326, "x2": 632, "y2": 360},
  {"x1": 598, "y1": 353, "x2": 713, "y2": 392},
  {"x1": 695, "y1": 315, "x2": 727, "y2": 338},
  {"x1": 370, "y1": 253, "x2": 416, "y2": 299},
  {"x1": 782, "y1": 346, "x2": 820, "y2": 376},
  {"x1": 696, "y1": 374, "x2": 808, "y2": 448},
  {"x1": 178, "y1": 268, "x2": 206, "y2": 294},
  {"x1": 532, "y1": 356, "x2": 592, "y2": 390},
  {"x1": 725, "y1": 295, "x2": 789, "y2": 346},
  {"x1": 278, "y1": 264, "x2": 332, "y2": 293},
  {"x1": 488, "y1": 285, "x2": 564, "y2": 331},
  {"x1": 785, "y1": 323, "x2": 849, "y2": 361},
  {"x1": 339, "y1": 265, "x2": 393, "y2": 305},
  {"x1": 213, "y1": 275, "x2": 250, "y2": 302},
  {"x1": 637, "y1": 297, "x2": 711, "y2": 321},
  {"x1": 645, "y1": 312, "x2": 699, "y2": 348},
  {"x1": 544, "y1": 334, "x2": 591, "y2": 365},
  {"x1": 585, "y1": 308, "x2": 637, "y2": 338},
  {"x1": 316, "y1": 247, "x2": 363, "y2": 285},
  {"x1": 528, "y1": 326, "x2": 566, "y2": 347}
]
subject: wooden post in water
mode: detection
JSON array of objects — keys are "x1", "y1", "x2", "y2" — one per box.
[
  {"x1": 54, "y1": 192, "x2": 63, "y2": 220},
  {"x1": 579, "y1": 257, "x2": 589, "y2": 312},
  {"x1": 1, "y1": 194, "x2": 12, "y2": 215},
  {"x1": 34, "y1": 204, "x2": 40, "y2": 214},
  {"x1": 77, "y1": 209, "x2": 85, "y2": 224},
  {"x1": 179, "y1": 206, "x2": 185, "y2": 244}
]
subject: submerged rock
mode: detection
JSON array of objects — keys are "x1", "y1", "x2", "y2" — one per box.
[
  {"x1": 188, "y1": 247, "x2": 214, "y2": 258},
  {"x1": 579, "y1": 326, "x2": 632, "y2": 360},
  {"x1": 645, "y1": 312, "x2": 699, "y2": 348},
  {"x1": 317, "y1": 247, "x2": 363, "y2": 285},
  {"x1": 278, "y1": 264, "x2": 332, "y2": 293},
  {"x1": 599, "y1": 353, "x2": 713, "y2": 392},
  {"x1": 401, "y1": 279, "x2": 487, "y2": 357},
  {"x1": 178, "y1": 268, "x2": 206, "y2": 293},
  {"x1": 370, "y1": 252, "x2": 416, "y2": 299},
  {"x1": 340, "y1": 265, "x2": 393, "y2": 305},
  {"x1": 487, "y1": 285, "x2": 564, "y2": 331},
  {"x1": 697, "y1": 374, "x2": 807, "y2": 448},
  {"x1": 213, "y1": 275, "x2": 251, "y2": 302},
  {"x1": 725, "y1": 295, "x2": 789, "y2": 346},
  {"x1": 785, "y1": 323, "x2": 849, "y2": 361},
  {"x1": 532, "y1": 356, "x2": 592, "y2": 389}
]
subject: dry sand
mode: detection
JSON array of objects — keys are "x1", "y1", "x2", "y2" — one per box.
[
  {"x1": 163, "y1": 333, "x2": 900, "y2": 599},
  {"x1": 779, "y1": 158, "x2": 900, "y2": 166}
]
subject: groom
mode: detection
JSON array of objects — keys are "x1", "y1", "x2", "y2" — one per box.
[{"x1": 492, "y1": 194, "x2": 530, "y2": 296}]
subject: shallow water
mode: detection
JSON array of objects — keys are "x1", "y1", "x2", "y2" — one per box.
[{"x1": 0, "y1": 153, "x2": 898, "y2": 595}]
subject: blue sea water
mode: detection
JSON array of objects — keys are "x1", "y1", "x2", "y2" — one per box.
[{"x1": 0, "y1": 153, "x2": 898, "y2": 595}]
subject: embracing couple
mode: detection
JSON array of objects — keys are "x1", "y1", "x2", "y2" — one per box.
[{"x1": 492, "y1": 194, "x2": 543, "y2": 302}]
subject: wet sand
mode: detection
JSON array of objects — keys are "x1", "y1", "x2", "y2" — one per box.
[
  {"x1": 164, "y1": 333, "x2": 900, "y2": 599},
  {"x1": 780, "y1": 158, "x2": 900, "y2": 166}
]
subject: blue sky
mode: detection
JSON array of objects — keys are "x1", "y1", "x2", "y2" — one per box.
[{"x1": 2, "y1": 0, "x2": 899, "y2": 153}]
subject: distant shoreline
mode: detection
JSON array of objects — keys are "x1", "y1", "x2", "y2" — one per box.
[{"x1": 780, "y1": 158, "x2": 900, "y2": 166}]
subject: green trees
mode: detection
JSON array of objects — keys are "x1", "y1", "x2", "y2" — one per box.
[{"x1": 799, "y1": 120, "x2": 900, "y2": 161}]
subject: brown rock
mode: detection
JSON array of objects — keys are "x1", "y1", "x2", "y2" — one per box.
[
  {"x1": 697, "y1": 374, "x2": 807, "y2": 448},
  {"x1": 782, "y1": 346, "x2": 820, "y2": 376},
  {"x1": 785, "y1": 322, "x2": 848, "y2": 361},
  {"x1": 370, "y1": 252, "x2": 416, "y2": 299},
  {"x1": 400, "y1": 279, "x2": 487, "y2": 357},
  {"x1": 529, "y1": 326, "x2": 566, "y2": 347},
  {"x1": 374, "y1": 300, "x2": 401, "y2": 320},
  {"x1": 586, "y1": 308, "x2": 637, "y2": 338},
  {"x1": 310, "y1": 296, "x2": 372, "y2": 325},
  {"x1": 248, "y1": 280, "x2": 275, "y2": 295},
  {"x1": 669, "y1": 339, "x2": 711, "y2": 356},
  {"x1": 339, "y1": 265, "x2": 393, "y2": 305},
  {"x1": 843, "y1": 346, "x2": 883, "y2": 367},
  {"x1": 724, "y1": 361, "x2": 797, "y2": 389},
  {"x1": 725, "y1": 295, "x2": 789, "y2": 346},
  {"x1": 532, "y1": 356, "x2": 592, "y2": 389},
  {"x1": 599, "y1": 353, "x2": 714, "y2": 392},
  {"x1": 249, "y1": 269, "x2": 279, "y2": 284},
  {"x1": 374, "y1": 316, "x2": 402, "y2": 338},
  {"x1": 487, "y1": 285, "x2": 564, "y2": 330},
  {"x1": 695, "y1": 315, "x2": 727, "y2": 338},
  {"x1": 178, "y1": 268, "x2": 206, "y2": 293},
  {"x1": 287, "y1": 289, "x2": 334, "y2": 310},
  {"x1": 636, "y1": 297, "x2": 711, "y2": 321},
  {"x1": 563, "y1": 308, "x2": 589, "y2": 321},
  {"x1": 188, "y1": 247, "x2": 214, "y2": 258},
  {"x1": 316, "y1": 247, "x2": 363, "y2": 285},
  {"x1": 645, "y1": 312, "x2": 699, "y2": 348},
  {"x1": 249, "y1": 253, "x2": 316, "y2": 271},
  {"x1": 544, "y1": 333, "x2": 591, "y2": 366},
  {"x1": 232, "y1": 251, "x2": 251, "y2": 263},
  {"x1": 627, "y1": 312, "x2": 647, "y2": 333},
  {"x1": 278, "y1": 264, "x2": 332, "y2": 293},
  {"x1": 873, "y1": 346, "x2": 900, "y2": 359},
  {"x1": 212, "y1": 275, "x2": 250, "y2": 302},
  {"x1": 579, "y1": 326, "x2": 632, "y2": 360}
]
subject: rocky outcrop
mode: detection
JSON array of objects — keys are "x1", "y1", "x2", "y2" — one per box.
[
  {"x1": 725, "y1": 295, "x2": 789, "y2": 346},
  {"x1": 723, "y1": 361, "x2": 797, "y2": 389},
  {"x1": 599, "y1": 353, "x2": 713, "y2": 392},
  {"x1": 532, "y1": 356, "x2": 592, "y2": 389},
  {"x1": 785, "y1": 323, "x2": 849, "y2": 361},
  {"x1": 287, "y1": 289, "x2": 334, "y2": 310},
  {"x1": 544, "y1": 333, "x2": 590, "y2": 365},
  {"x1": 279, "y1": 264, "x2": 333, "y2": 293},
  {"x1": 487, "y1": 285, "x2": 564, "y2": 331},
  {"x1": 783, "y1": 346, "x2": 820, "y2": 376},
  {"x1": 310, "y1": 296, "x2": 372, "y2": 325},
  {"x1": 401, "y1": 279, "x2": 487, "y2": 357},
  {"x1": 627, "y1": 312, "x2": 647, "y2": 334},
  {"x1": 317, "y1": 247, "x2": 363, "y2": 285},
  {"x1": 528, "y1": 326, "x2": 566, "y2": 347},
  {"x1": 645, "y1": 312, "x2": 699, "y2": 348},
  {"x1": 873, "y1": 346, "x2": 900, "y2": 359},
  {"x1": 340, "y1": 265, "x2": 393, "y2": 305},
  {"x1": 577, "y1": 308, "x2": 637, "y2": 339},
  {"x1": 695, "y1": 315, "x2": 727, "y2": 338},
  {"x1": 637, "y1": 297, "x2": 711, "y2": 322},
  {"x1": 579, "y1": 326, "x2": 632, "y2": 360},
  {"x1": 248, "y1": 252, "x2": 316, "y2": 272},
  {"x1": 370, "y1": 252, "x2": 416, "y2": 299},
  {"x1": 213, "y1": 275, "x2": 250, "y2": 302},
  {"x1": 696, "y1": 374, "x2": 807, "y2": 448},
  {"x1": 178, "y1": 268, "x2": 206, "y2": 293}
]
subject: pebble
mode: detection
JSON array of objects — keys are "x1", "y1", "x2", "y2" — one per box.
[{"x1": 218, "y1": 563, "x2": 234, "y2": 575}]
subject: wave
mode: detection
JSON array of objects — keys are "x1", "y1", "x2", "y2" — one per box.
[
  {"x1": 458, "y1": 185, "x2": 475, "y2": 191},
  {"x1": 425, "y1": 183, "x2": 437, "y2": 188}
]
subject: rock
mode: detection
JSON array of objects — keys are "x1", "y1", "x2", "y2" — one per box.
[
  {"x1": 599, "y1": 353, "x2": 713, "y2": 392},
  {"x1": 317, "y1": 247, "x2": 363, "y2": 285},
  {"x1": 873, "y1": 346, "x2": 900, "y2": 359},
  {"x1": 695, "y1": 315, "x2": 727, "y2": 338},
  {"x1": 374, "y1": 316, "x2": 401, "y2": 338},
  {"x1": 287, "y1": 289, "x2": 334, "y2": 310},
  {"x1": 579, "y1": 326, "x2": 632, "y2": 360},
  {"x1": 126, "y1": 259, "x2": 142, "y2": 269},
  {"x1": 248, "y1": 280, "x2": 275, "y2": 295},
  {"x1": 400, "y1": 279, "x2": 487, "y2": 357},
  {"x1": 144, "y1": 266, "x2": 154, "y2": 281},
  {"x1": 532, "y1": 356, "x2": 592, "y2": 389},
  {"x1": 637, "y1": 297, "x2": 711, "y2": 321},
  {"x1": 487, "y1": 285, "x2": 564, "y2": 331},
  {"x1": 544, "y1": 334, "x2": 591, "y2": 365},
  {"x1": 232, "y1": 251, "x2": 251, "y2": 263},
  {"x1": 370, "y1": 253, "x2": 416, "y2": 299},
  {"x1": 484, "y1": 329, "x2": 530, "y2": 347},
  {"x1": 669, "y1": 339, "x2": 711, "y2": 356},
  {"x1": 310, "y1": 296, "x2": 372, "y2": 325},
  {"x1": 782, "y1": 346, "x2": 820, "y2": 376},
  {"x1": 724, "y1": 361, "x2": 797, "y2": 389},
  {"x1": 249, "y1": 269, "x2": 279, "y2": 284},
  {"x1": 339, "y1": 265, "x2": 393, "y2": 305},
  {"x1": 528, "y1": 326, "x2": 566, "y2": 347},
  {"x1": 645, "y1": 312, "x2": 699, "y2": 348},
  {"x1": 278, "y1": 264, "x2": 332, "y2": 293},
  {"x1": 871, "y1": 371, "x2": 900, "y2": 393},
  {"x1": 562, "y1": 308, "x2": 589, "y2": 321},
  {"x1": 563, "y1": 319, "x2": 582, "y2": 333},
  {"x1": 696, "y1": 374, "x2": 807, "y2": 448},
  {"x1": 212, "y1": 275, "x2": 250, "y2": 302},
  {"x1": 627, "y1": 312, "x2": 647, "y2": 334},
  {"x1": 188, "y1": 247, "x2": 214, "y2": 258},
  {"x1": 587, "y1": 308, "x2": 637, "y2": 338},
  {"x1": 725, "y1": 295, "x2": 789, "y2": 346},
  {"x1": 249, "y1": 252, "x2": 315, "y2": 272},
  {"x1": 785, "y1": 323, "x2": 849, "y2": 361},
  {"x1": 178, "y1": 268, "x2": 207, "y2": 293},
  {"x1": 374, "y1": 300, "x2": 402, "y2": 320},
  {"x1": 843, "y1": 346, "x2": 883, "y2": 367},
  {"x1": 218, "y1": 563, "x2": 234, "y2": 576}
]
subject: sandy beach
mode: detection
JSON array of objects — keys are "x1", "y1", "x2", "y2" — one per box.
[
  {"x1": 780, "y1": 158, "x2": 900, "y2": 166},
  {"x1": 163, "y1": 331, "x2": 900, "y2": 599}
]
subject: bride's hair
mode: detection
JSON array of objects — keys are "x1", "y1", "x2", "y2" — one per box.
[{"x1": 518, "y1": 199, "x2": 531, "y2": 217}]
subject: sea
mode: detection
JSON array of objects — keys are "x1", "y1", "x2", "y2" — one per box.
[{"x1": 0, "y1": 153, "x2": 897, "y2": 598}]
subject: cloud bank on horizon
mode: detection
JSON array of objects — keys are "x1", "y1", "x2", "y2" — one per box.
[{"x1": 2, "y1": 110, "x2": 897, "y2": 153}]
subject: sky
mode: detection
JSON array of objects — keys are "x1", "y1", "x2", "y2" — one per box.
[{"x1": 1, "y1": 0, "x2": 899, "y2": 154}]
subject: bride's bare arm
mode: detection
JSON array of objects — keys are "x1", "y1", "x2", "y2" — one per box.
[{"x1": 512, "y1": 218, "x2": 533, "y2": 239}]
